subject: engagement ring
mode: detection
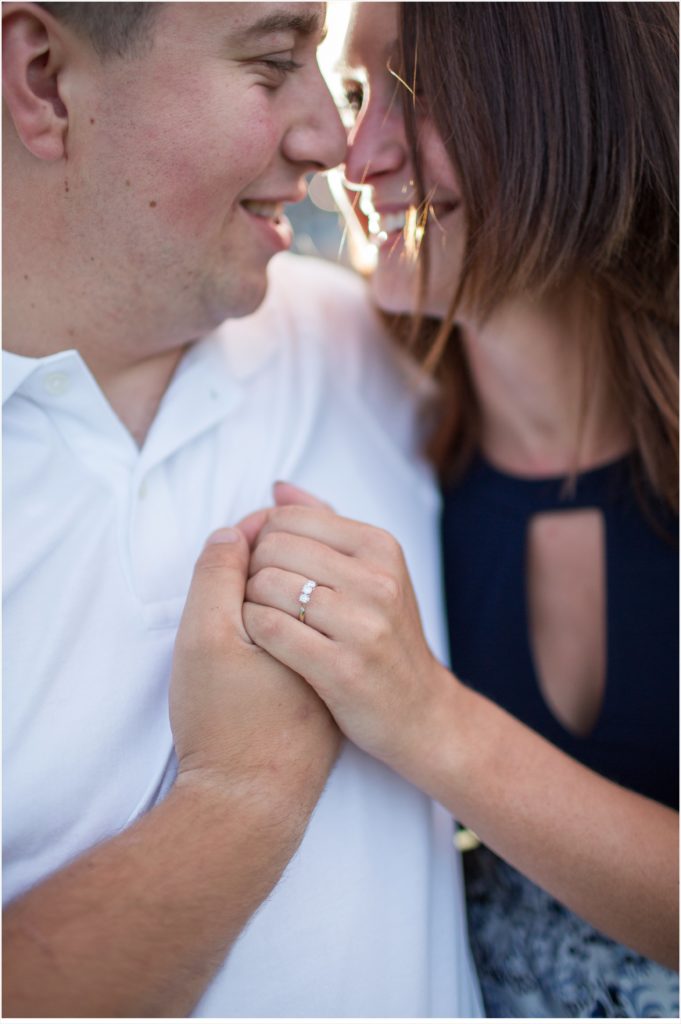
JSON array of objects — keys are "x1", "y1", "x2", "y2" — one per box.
[{"x1": 298, "y1": 580, "x2": 317, "y2": 623}]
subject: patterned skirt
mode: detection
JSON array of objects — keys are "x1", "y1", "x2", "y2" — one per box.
[{"x1": 463, "y1": 845, "x2": 679, "y2": 1018}]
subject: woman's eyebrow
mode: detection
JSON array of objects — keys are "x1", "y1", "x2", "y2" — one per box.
[{"x1": 340, "y1": 39, "x2": 399, "y2": 74}]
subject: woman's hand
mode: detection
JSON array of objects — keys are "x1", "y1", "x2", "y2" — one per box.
[
  {"x1": 241, "y1": 491, "x2": 447, "y2": 771},
  {"x1": 241, "y1": 488, "x2": 679, "y2": 969}
]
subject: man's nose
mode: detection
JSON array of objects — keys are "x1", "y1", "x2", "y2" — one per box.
[{"x1": 283, "y1": 70, "x2": 348, "y2": 171}]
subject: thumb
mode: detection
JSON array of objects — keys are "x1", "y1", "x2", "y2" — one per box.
[
  {"x1": 182, "y1": 527, "x2": 251, "y2": 644},
  {"x1": 273, "y1": 480, "x2": 334, "y2": 510}
]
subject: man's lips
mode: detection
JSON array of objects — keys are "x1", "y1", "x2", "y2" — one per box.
[
  {"x1": 239, "y1": 190, "x2": 307, "y2": 223},
  {"x1": 239, "y1": 199, "x2": 295, "y2": 251},
  {"x1": 240, "y1": 199, "x2": 284, "y2": 221}
]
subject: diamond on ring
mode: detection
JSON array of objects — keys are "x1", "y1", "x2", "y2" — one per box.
[{"x1": 298, "y1": 580, "x2": 317, "y2": 622}]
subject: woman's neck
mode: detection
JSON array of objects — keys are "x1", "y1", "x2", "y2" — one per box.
[{"x1": 458, "y1": 293, "x2": 632, "y2": 477}]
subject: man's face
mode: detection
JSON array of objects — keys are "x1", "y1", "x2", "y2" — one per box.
[{"x1": 71, "y1": 2, "x2": 345, "y2": 342}]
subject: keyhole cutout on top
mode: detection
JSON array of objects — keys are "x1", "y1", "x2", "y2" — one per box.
[{"x1": 525, "y1": 508, "x2": 607, "y2": 738}]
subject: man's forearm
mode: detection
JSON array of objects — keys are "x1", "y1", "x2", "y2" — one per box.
[{"x1": 3, "y1": 775, "x2": 317, "y2": 1018}]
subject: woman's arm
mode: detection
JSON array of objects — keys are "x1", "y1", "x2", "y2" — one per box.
[{"x1": 242, "y1": 500, "x2": 679, "y2": 970}]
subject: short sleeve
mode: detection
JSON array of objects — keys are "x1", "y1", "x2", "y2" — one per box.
[{"x1": 263, "y1": 253, "x2": 435, "y2": 466}]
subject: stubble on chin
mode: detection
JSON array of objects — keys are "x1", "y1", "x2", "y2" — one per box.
[{"x1": 195, "y1": 265, "x2": 270, "y2": 328}]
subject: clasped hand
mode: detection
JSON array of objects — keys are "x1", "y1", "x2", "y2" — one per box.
[
  {"x1": 170, "y1": 522, "x2": 339, "y2": 801},
  {"x1": 240, "y1": 483, "x2": 444, "y2": 772}
]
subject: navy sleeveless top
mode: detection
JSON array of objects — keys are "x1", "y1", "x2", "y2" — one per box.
[{"x1": 441, "y1": 455, "x2": 679, "y2": 810}]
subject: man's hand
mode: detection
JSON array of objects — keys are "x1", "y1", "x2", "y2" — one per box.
[
  {"x1": 4, "y1": 525, "x2": 340, "y2": 1018},
  {"x1": 171, "y1": 526, "x2": 340, "y2": 802}
]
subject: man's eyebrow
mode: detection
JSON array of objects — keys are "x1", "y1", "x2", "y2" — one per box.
[{"x1": 231, "y1": 10, "x2": 327, "y2": 46}]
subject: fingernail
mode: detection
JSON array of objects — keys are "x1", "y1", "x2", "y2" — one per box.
[{"x1": 205, "y1": 527, "x2": 240, "y2": 545}]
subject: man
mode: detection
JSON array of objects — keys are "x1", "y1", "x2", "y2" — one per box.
[{"x1": 3, "y1": 3, "x2": 482, "y2": 1016}]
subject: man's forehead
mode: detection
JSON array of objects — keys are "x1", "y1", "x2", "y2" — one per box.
[{"x1": 223, "y1": 2, "x2": 327, "y2": 43}]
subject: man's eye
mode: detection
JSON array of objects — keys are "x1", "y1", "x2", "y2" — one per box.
[{"x1": 256, "y1": 58, "x2": 303, "y2": 81}]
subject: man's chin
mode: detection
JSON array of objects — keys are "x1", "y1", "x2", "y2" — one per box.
[{"x1": 214, "y1": 269, "x2": 269, "y2": 322}]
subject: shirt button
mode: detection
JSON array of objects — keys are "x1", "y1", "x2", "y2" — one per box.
[
  {"x1": 42, "y1": 372, "x2": 71, "y2": 396},
  {"x1": 139, "y1": 481, "x2": 148, "y2": 500}
]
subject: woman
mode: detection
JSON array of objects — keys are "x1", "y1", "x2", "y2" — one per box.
[{"x1": 241, "y1": 3, "x2": 679, "y2": 1016}]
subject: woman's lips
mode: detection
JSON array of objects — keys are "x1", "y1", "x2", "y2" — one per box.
[{"x1": 370, "y1": 202, "x2": 460, "y2": 242}]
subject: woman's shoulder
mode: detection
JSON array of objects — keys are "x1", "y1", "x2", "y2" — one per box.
[
  {"x1": 266, "y1": 253, "x2": 435, "y2": 404},
  {"x1": 265, "y1": 252, "x2": 376, "y2": 333}
]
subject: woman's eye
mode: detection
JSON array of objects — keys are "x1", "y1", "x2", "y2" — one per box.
[{"x1": 342, "y1": 82, "x2": 365, "y2": 117}]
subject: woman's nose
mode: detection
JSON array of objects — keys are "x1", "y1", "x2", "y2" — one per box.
[{"x1": 344, "y1": 100, "x2": 407, "y2": 186}]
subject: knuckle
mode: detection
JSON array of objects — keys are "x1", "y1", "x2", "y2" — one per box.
[
  {"x1": 264, "y1": 507, "x2": 300, "y2": 535},
  {"x1": 357, "y1": 612, "x2": 388, "y2": 648},
  {"x1": 356, "y1": 523, "x2": 377, "y2": 552},
  {"x1": 256, "y1": 608, "x2": 284, "y2": 643},
  {"x1": 249, "y1": 566, "x2": 275, "y2": 598},
  {"x1": 358, "y1": 525, "x2": 401, "y2": 561},
  {"x1": 261, "y1": 530, "x2": 288, "y2": 557},
  {"x1": 381, "y1": 530, "x2": 404, "y2": 564},
  {"x1": 271, "y1": 505, "x2": 296, "y2": 526},
  {"x1": 371, "y1": 570, "x2": 401, "y2": 605},
  {"x1": 241, "y1": 602, "x2": 259, "y2": 639},
  {"x1": 252, "y1": 531, "x2": 284, "y2": 570},
  {"x1": 373, "y1": 526, "x2": 395, "y2": 550},
  {"x1": 256, "y1": 515, "x2": 278, "y2": 542},
  {"x1": 253, "y1": 534, "x2": 273, "y2": 565}
]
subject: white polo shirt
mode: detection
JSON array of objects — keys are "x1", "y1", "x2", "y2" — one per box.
[{"x1": 3, "y1": 253, "x2": 482, "y2": 1018}]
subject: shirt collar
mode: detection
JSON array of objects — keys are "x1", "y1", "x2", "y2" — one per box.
[
  {"x1": 2, "y1": 348, "x2": 82, "y2": 405},
  {"x1": 2, "y1": 298, "x2": 280, "y2": 407}
]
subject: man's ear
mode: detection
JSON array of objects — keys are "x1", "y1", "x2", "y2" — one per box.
[{"x1": 2, "y1": 3, "x2": 70, "y2": 161}]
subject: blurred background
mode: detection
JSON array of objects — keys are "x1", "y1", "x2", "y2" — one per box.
[{"x1": 286, "y1": 1, "x2": 356, "y2": 267}]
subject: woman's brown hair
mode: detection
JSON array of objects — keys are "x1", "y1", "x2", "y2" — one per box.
[{"x1": 397, "y1": 2, "x2": 678, "y2": 518}]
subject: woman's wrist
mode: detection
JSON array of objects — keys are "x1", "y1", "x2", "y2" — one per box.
[{"x1": 388, "y1": 658, "x2": 469, "y2": 799}]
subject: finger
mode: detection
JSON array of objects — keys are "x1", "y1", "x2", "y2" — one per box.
[
  {"x1": 246, "y1": 567, "x2": 339, "y2": 639},
  {"x1": 257, "y1": 505, "x2": 399, "y2": 567},
  {"x1": 243, "y1": 601, "x2": 337, "y2": 702},
  {"x1": 250, "y1": 531, "x2": 357, "y2": 591},
  {"x1": 235, "y1": 507, "x2": 272, "y2": 548},
  {"x1": 183, "y1": 528, "x2": 251, "y2": 644},
  {"x1": 273, "y1": 481, "x2": 333, "y2": 510}
]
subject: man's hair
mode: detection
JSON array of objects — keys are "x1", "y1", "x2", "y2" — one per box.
[{"x1": 39, "y1": 3, "x2": 159, "y2": 59}]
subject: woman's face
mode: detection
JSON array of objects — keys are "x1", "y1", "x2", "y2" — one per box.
[{"x1": 341, "y1": 2, "x2": 464, "y2": 318}]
